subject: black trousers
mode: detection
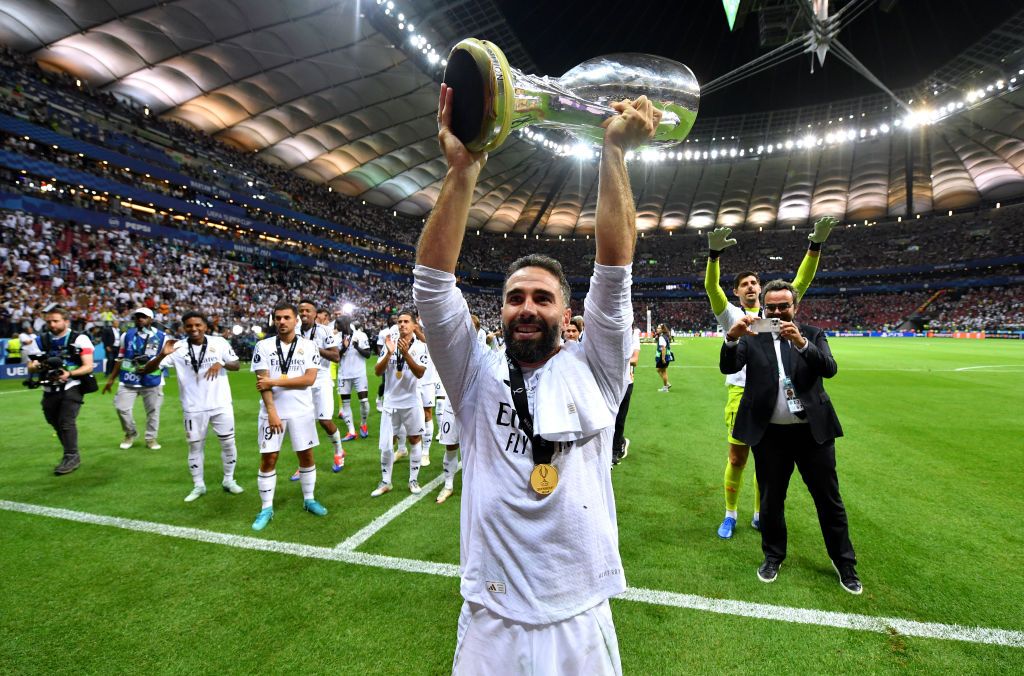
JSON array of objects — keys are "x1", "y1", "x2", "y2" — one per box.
[
  {"x1": 612, "y1": 383, "x2": 633, "y2": 456},
  {"x1": 41, "y1": 387, "x2": 84, "y2": 458},
  {"x1": 751, "y1": 424, "x2": 856, "y2": 567}
]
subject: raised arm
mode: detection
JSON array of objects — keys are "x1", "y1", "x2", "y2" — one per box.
[
  {"x1": 594, "y1": 96, "x2": 660, "y2": 266},
  {"x1": 705, "y1": 227, "x2": 737, "y2": 315},
  {"x1": 415, "y1": 84, "x2": 488, "y2": 273},
  {"x1": 793, "y1": 216, "x2": 837, "y2": 300}
]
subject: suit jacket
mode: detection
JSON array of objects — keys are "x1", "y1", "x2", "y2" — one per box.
[{"x1": 720, "y1": 323, "x2": 843, "y2": 447}]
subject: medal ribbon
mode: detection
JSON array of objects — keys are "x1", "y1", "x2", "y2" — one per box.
[
  {"x1": 505, "y1": 355, "x2": 556, "y2": 466},
  {"x1": 187, "y1": 337, "x2": 208, "y2": 375},
  {"x1": 275, "y1": 336, "x2": 298, "y2": 377}
]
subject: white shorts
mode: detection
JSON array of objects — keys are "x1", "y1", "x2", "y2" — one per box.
[
  {"x1": 438, "y1": 397, "x2": 460, "y2": 446},
  {"x1": 311, "y1": 377, "x2": 334, "y2": 420},
  {"x1": 420, "y1": 382, "x2": 436, "y2": 408},
  {"x1": 183, "y1": 406, "x2": 235, "y2": 443},
  {"x1": 337, "y1": 373, "x2": 369, "y2": 396},
  {"x1": 379, "y1": 406, "x2": 426, "y2": 451},
  {"x1": 453, "y1": 599, "x2": 621, "y2": 676},
  {"x1": 258, "y1": 414, "x2": 320, "y2": 454}
]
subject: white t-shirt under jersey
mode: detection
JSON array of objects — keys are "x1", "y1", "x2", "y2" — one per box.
[
  {"x1": 715, "y1": 303, "x2": 757, "y2": 388},
  {"x1": 163, "y1": 335, "x2": 237, "y2": 412},
  {"x1": 298, "y1": 323, "x2": 337, "y2": 382},
  {"x1": 338, "y1": 328, "x2": 370, "y2": 379},
  {"x1": 378, "y1": 337, "x2": 425, "y2": 410},
  {"x1": 414, "y1": 262, "x2": 631, "y2": 626},
  {"x1": 250, "y1": 335, "x2": 320, "y2": 419}
]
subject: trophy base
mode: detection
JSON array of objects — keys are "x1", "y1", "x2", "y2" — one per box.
[{"x1": 443, "y1": 38, "x2": 514, "y2": 153}]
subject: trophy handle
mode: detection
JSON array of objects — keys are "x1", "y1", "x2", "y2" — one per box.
[{"x1": 442, "y1": 38, "x2": 515, "y2": 153}]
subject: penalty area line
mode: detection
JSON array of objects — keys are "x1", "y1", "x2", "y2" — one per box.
[{"x1": 1, "y1": 499, "x2": 1022, "y2": 649}]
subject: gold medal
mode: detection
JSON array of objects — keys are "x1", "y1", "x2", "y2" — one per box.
[
  {"x1": 530, "y1": 463, "x2": 558, "y2": 496},
  {"x1": 279, "y1": 372, "x2": 288, "y2": 380}
]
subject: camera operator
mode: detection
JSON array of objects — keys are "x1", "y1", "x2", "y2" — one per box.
[{"x1": 23, "y1": 306, "x2": 96, "y2": 475}]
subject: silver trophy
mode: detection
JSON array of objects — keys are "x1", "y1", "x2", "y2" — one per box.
[{"x1": 442, "y1": 38, "x2": 700, "y2": 153}]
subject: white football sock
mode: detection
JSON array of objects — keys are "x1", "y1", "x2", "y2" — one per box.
[
  {"x1": 397, "y1": 432, "x2": 408, "y2": 452},
  {"x1": 341, "y1": 400, "x2": 354, "y2": 432},
  {"x1": 443, "y1": 447, "x2": 459, "y2": 490},
  {"x1": 187, "y1": 440, "x2": 205, "y2": 488},
  {"x1": 299, "y1": 465, "x2": 316, "y2": 501},
  {"x1": 257, "y1": 470, "x2": 276, "y2": 508},
  {"x1": 380, "y1": 446, "x2": 394, "y2": 485},
  {"x1": 218, "y1": 433, "x2": 237, "y2": 482},
  {"x1": 329, "y1": 429, "x2": 343, "y2": 454},
  {"x1": 726, "y1": 509, "x2": 738, "y2": 520},
  {"x1": 409, "y1": 441, "x2": 423, "y2": 482},
  {"x1": 359, "y1": 398, "x2": 369, "y2": 425},
  {"x1": 423, "y1": 420, "x2": 434, "y2": 461}
]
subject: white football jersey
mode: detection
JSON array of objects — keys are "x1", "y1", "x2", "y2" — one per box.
[
  {"x1": 414, "y1": 263, "x2": 630, "y2": 626},
  {"x1": 418, "y1": 342, "x2": 437, "y2": 385},
  {"x1": 379, "y1": 337, "x2": 425, "y2": 410},
  {"x1": 250, "y1": 335, "x2": 320, "y2": 419},
  {"x1": 163, "y1": 335, "x2": 237, "y2": 412},
  {"x1": 298, "y1": 323, "x2": 337, "y2": 378},
  {"x1": 338, "y1": 328, "x2": 370, "y2": 379}
]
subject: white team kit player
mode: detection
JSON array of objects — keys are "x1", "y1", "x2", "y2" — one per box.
[
  {"x1": 141, "y1": 311, "x2": 244, "y2": 502},
  {"x1": 432, "y1": 311, "x2": 490, "y2": 504},
  {"x1": 335, "y1": 315, "x2": 372, "y2": 440},
  {"x1": 414, "y1": 83, "x2": 657, "y2": 674},
  {"x1": 295, "y1": 299, "x2": 346, "y2": 472},
  {"x1": 370, "y1": 310, "x2": 427, "y2": 497},
  {"x1": 250, "y1": 302, "x2": 328, "y2": 531},
  {"x1": 413, "y1": 322, "x2": 437, "y2": 466}
]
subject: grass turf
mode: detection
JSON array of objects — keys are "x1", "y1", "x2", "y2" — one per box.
[{"x1": 1, "y1": 337, "x2": 1022, "y2": 674}]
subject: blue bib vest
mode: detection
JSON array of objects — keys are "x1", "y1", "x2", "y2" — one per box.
[{"x1": 119, "y1": 327, "x2": 165, "y2": 388}]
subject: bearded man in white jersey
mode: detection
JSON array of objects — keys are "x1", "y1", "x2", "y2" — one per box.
[
  {"x1": 414, "y1": 84, "x2": 657, "y2": 675},
  {"x1": 141, "y1": 311, "x2": 243, "y2": 502},
  {"x1": 370, "y1": 309, "x2": 427, "y2": 497},
  {"x1": 295, "y1": 299, "x2": 346, "y2": 473},
  {"x1": 250, "y1": 302, "x2": 327, "y2": 531}
]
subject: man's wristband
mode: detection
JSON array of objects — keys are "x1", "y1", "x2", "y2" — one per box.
[
  {"x1": 808, "y1": 241, "x2": 822, "y2": 252},
  {"x1": 708, "y1": 250, "x2": 722, "y2": 260}
]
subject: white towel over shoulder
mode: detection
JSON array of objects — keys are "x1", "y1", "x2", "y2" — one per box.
[{"x1": 529, "y1": 341, "x2": 615, "y2": 442}]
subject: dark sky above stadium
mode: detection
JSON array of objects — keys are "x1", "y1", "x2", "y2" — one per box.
[{"x1": 497, "y1": 0, "x2": 1021, "y2": 117}]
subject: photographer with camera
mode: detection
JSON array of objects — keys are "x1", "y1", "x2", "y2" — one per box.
[
  {"x1": 22, "y1": 306, "x2": 96, "y2": 475},
  {"x1": 102, "y1": 308, "x2": 168, "y2": 450}
]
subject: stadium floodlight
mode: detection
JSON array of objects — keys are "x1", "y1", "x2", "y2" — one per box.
[
  {"x1": 231, "y1": 325, "x2": 243, "y2": 336},
  {"x1": 251, "y1": 325, "x2": 262, "y2": 335},
  {"x1": 342, "y1": 302, "x2": 355, "y2": 315}
]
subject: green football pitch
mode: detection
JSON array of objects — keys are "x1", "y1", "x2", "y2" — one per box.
[{"x1": 1, "y1": 337, "x2": 1022, "y2": 674}]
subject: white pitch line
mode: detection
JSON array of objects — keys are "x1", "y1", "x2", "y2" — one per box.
[
  {"x1": 0, "y1": 389, "x2": 34, "y2": 395},
  {"x1": 2, "y1": 499, "x2": 1023, "y2": 649},
  {"x1": 953, "y1": 364, "x2": 1019, "y2": 371},
  {"x1": 336, "y1": 466, "x2": 455, "y2": 551}
]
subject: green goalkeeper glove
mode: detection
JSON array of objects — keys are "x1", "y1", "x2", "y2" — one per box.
[
  {"x1": 808, "y1": 216, "x2": 838, "y2": 244},
  {"x1": 707, "y1": 226, "x2": 737, "y2": 253}
]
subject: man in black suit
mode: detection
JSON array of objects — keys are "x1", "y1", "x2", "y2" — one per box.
[{"x1": 720, "y1": 279, "x2": 861, "y2": 595}]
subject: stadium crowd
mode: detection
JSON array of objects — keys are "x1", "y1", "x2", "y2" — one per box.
[
  {"x1": 3, "y1": 45, "x2": 1023, "y2": 289},
  {"x1": 0, "y1": 210, "x2": 502, "y2": 347}
]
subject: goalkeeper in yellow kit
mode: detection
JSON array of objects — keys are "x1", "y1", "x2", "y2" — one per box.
[{"x1": 705, "y1": 216, "x2": 838, "y2": 539}]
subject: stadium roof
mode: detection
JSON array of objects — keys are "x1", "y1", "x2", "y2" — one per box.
[{"x1": 3, "y1": 0, "x2": 1024, "y2": 234}]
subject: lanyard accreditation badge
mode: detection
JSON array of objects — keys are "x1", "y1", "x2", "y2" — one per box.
[{"x1": 506, "y1": 355, "x2": 558, "y2": 497}]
